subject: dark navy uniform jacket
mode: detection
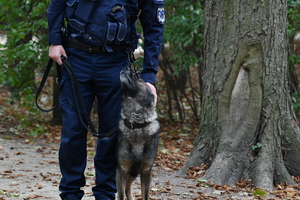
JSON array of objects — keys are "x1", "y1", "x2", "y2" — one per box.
[{"x1": 47, "y1": 0, "x2": 164, "y2": 84}]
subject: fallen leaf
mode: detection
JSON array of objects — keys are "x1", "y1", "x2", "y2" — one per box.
[
  {"x1": 253, "y1": 188, "x2": 267, "y2": 196},
  {"x1": 24, "y1": 194, "x2": 45, "y2": 199},
  {"x1": 18, "y1": 159, "x2": 24, "y2": 164},
  {"x1": 212, "y1": 190, "x2": 224, "y2": 195},
  {"x1": 43, "y1": 160, "x2": 58, "y2": 164},
  {"x1": 9, "y1": 182, "x2": 19, "y2": 186},
  {"x1": 151, "y1": 187, "x2": 162, "y2": 192},
  {"x1": 34, "y1": 183, "x2": 43, "y2": 189},
  {"x1": 15, "y1": 151, "x2": 25, "y2": 155}
]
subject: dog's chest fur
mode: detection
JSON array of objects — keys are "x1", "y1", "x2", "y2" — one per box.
[
  {"x1": 119, "y1": 120, "x2": 159, "y2": 159},
  {"x1": 119, "y1": 101, "x2": 160, "y2": 157}
]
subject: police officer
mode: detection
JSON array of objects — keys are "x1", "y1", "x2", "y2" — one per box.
[{"x1": 47, "y1": 0, "x2": 164, "y2": 199}]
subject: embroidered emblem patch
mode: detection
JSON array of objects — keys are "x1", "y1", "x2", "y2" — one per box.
[{"x1": 157, "y1": 7, "x2": 165, "y2": 24}]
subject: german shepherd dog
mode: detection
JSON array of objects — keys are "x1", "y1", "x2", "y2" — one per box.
[{"x1": 117, "y1": 67, "x2": 160, "y2": 200}]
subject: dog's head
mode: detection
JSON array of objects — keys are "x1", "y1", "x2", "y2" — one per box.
[
  {"x1": 120, "y1": 67, "x2": 156, "y2": 123},
  {"x1": 120, "y1": 67, "x2": 154, "y2": 107}
]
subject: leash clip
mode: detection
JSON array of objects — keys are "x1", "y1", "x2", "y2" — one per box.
[{"x1": 126, "y1": 49, "x2": 143, "y2": 79}]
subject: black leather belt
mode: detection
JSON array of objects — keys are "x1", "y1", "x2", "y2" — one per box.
[{"x1": 66, "y1": 38, "x2": 129, "y2": 54}]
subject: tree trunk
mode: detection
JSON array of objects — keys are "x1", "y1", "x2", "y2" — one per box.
[{"x1": 178, "y1": 0, "x2": 300, "y2": 189}]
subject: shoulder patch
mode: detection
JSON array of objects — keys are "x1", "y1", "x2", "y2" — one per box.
[{"x1": 157, "y1": 7, "x2": 165, "y2": 25}]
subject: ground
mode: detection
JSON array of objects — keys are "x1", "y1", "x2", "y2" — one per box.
[
  {"x1": 1, "y1": 88, "x2": 300, "y2": 200},
  {"x1": 0, "y1": 122, "x2": 203, "y2": 200},
  {"x1": 1, "y1": 126, "x2": 300, "y2": 200}
]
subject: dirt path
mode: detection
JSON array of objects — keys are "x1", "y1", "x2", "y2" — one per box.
[
  {"x1": 0, "y1": 133, "x2": 203, "y2": 200},
  {"x1": 1, "y1": 131, "x2": 285, "y2": 200},
  {"x1": 0, "y1": 134, "x2": 62, "y2": 200}
]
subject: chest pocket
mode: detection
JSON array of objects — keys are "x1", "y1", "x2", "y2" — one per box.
[
  {"x1": 65, "y1": 0, "x2": 78, "y2": 20},
  {"x1": 67, "y1": 0, "x2": 98, "y2": 33}
]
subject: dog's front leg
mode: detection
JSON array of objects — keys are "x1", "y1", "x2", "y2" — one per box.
[
  {"x1": 140, "y1": 164, "x2": 153, "y2": 200},
  {"x1": 116, "y1": 167, "x2": 126, "y2": 200},
  {"x1": 125, "y1": 174, "x2": 136, "y2": 200}
]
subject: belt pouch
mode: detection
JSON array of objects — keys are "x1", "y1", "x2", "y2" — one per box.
[
  {"x1": 107, "y1": 22, "x2": 118, "y2": 41},
  {"x1": 117, "y1": 22, "x2": 127, "y2": 41},
  {"x1": 69, "y1": 19, "x2": 86, "y2": 33}
]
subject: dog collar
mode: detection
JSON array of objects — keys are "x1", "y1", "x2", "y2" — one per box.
[{"x1": 124, "y1": 119, "x2": 151, "y2": 129}]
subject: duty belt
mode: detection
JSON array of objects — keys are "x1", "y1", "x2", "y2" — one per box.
[{"x1": 66, "y1": 38, "x2": 129, "y2": 54}]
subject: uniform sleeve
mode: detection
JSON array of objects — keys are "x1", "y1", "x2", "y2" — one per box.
[
  {"x1": 139, "y1": 0, "x2": 165, "y2": 85},
  {"x1": 47, "y1": 0, "x2": 67, "y2": 45}
]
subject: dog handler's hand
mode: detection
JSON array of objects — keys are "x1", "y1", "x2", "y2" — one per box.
[
  {"x1": 146, "y1": 82, "x2": 157, "y2": 106},
  {"x1": 49, "y1": 45, "x2": 67, "y2": 65}
]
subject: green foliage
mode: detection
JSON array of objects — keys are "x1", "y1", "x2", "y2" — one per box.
[
  {"x1": 287, "y1": 0, "x2": 300, "y2": 65},
  {"x1": 287, "y1": 0, "x2": 300, "y2": 114},
  {"x1": 164, "y1": 0, "x2": 204, "y2": 73},
  {"x1": 0, "y1": 190, "x2": 20, "y2": 198},
  {"x1": 29, "y1": 125, "x2": 45, "y2": 138},
  {"x1": 0, "y1": 0, "x2": 49, "y2": 99},
  {"x1": 157, "y1": 1, "x2": 204, "y2": 121},
  {"x1": 0, "y1": 0, "x2": 50, "y2": 131},
  {"x1": 251, "y1": 142, "x2": 262, "y2": 151},
  {"x1": 88, "y1": 151, "x2": 95, "y2": 157},
  {"x1": 85, "y1": 172, "x2": 95, "y2": 177},
  {"x1": 287, "y1": 0, "x2": 300, "y2": 36}
]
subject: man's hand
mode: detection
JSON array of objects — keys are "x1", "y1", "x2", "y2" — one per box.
[
  {"x1": 146, "y1": 82, "x2": 157, "y2": 106},
  {"x1": 49, "y1": 45, "x2": 67, "y2": 65}
]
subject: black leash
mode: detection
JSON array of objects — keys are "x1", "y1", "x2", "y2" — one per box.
[
  {"x1": 61, "y1": 56, "x2": 118, "y2": 138},
  {"x1": 35, "y1": 58, "x2": 61, "y2": 112},
  {"x1": 36, "y1": 56, "x2": 118, "y2": 138}
]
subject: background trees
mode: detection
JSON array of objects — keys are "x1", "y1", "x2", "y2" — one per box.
[
  {"x1": 0, "y1": 0, "x2": 49, "y2": 124},
  {"x1": 158, "y1": 0, "x2": 204, "y2": 121},
  {"x1": 0, "y1": 0, "x2": 48, "y2": 94},
  {"x1": 0, "y1": 0, "x2": 60, "y2": 125}
]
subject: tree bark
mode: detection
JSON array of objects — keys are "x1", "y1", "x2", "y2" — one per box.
[{"x1": 178, "y1": 0, "x2": 300, "y2": 189}]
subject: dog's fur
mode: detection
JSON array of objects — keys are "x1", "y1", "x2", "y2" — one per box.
[{"x1": 117, "y1": 67, "x2": 159, "y2": 200}]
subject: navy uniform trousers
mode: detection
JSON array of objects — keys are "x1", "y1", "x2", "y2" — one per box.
[{"x1": 58, "y1": 47, "x2": 129, "y2": 200}]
